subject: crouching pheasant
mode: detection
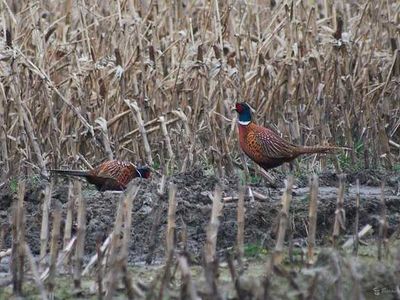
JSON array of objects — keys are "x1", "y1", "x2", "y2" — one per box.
[
  {"x1": 233, "y1": 102, "x2": 349, "y2": 171},
  {"x1": 50, "y1": 160, "x2": 151, "y2": 191}
]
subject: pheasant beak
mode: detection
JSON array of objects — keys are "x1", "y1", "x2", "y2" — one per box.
[{"x1": 231, "y1": 106, "x2": 237, "y2": 112}]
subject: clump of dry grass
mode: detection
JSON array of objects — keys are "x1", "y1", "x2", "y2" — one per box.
[{"x1": 0, "y1": 0, "x2": 398, "y2": 180}]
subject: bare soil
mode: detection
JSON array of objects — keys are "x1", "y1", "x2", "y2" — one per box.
[{"x1": 0, "y1": 168, "x2": 399, "y2": 265}]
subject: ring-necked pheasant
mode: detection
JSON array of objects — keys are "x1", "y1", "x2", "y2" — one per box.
[
  {"x1": 233, "y1": 102, "x2": 348, "y2": 171},
  {"x1": 50, "y1": 160, "x2": 151, "y2": 191}
]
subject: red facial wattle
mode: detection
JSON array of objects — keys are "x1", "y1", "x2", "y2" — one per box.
[{"x1": 235, "y1": 103, "x2": 243, "y2": 113}]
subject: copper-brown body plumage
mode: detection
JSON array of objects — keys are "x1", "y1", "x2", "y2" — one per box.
[{"x1": 50, "y1": 160, "x2": 150, "y2": 191}]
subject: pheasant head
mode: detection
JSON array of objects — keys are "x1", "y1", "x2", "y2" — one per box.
[
  {"x1": 233, "y1": 102, "x2": 253, "y2": 125},
  {"x1": 136, "y1": 166, "x2": 151, "y2": 178}
]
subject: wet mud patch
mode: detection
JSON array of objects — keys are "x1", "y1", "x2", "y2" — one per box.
[{"x1": 0, "y1": 169, "x2": 399, "y2": 264}]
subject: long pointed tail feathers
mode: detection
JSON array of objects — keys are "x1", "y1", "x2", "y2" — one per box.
[
  {"x1": 49, "y1": 169, "x2": 90, "y2": 178},
  {"x1": 297, "y1": 145, "x2": 351, "y2": 155}
]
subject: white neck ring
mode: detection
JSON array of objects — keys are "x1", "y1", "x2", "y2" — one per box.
[{"x1": 238, "y1": 120, "x2": 251, "y2": 125}]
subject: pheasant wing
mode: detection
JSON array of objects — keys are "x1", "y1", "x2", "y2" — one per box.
[
  {"x1": 254, "y1": 126, "x2": 297, "y2": 159},
  {"x1": 246, "y1": 126, "x2": 299, "y2": 170},
  {"x1": 95, "y1": 160, "x2": 135, "y2": 187}
]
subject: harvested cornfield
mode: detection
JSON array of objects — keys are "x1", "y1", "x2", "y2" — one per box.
[{"x1": 0, "y1": 0, "x2": 399, "y2": 299}]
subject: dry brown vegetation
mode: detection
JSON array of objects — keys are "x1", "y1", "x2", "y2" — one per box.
[
  {"x1": 0, "y1": 0, "x2": 399, "y2": 179},
  {"x1": 0, "y1": 0, "x2": 400, "y2": 299}
]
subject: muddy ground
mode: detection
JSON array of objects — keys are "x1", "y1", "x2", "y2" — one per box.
[{"x1": 0, "y1": 168, "x2": 399, "y2": 265}]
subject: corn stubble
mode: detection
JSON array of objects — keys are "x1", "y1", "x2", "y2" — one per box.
[{"x1": 0, "y1": 0, "x2": 399, "y2": 299}]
